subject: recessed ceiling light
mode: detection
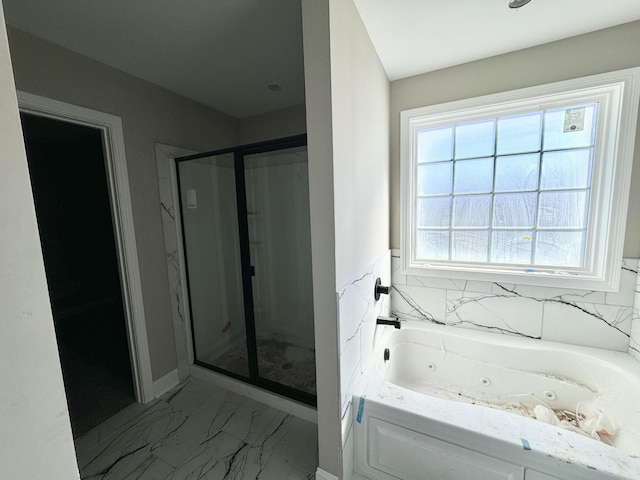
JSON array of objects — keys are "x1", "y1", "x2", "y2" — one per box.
[
  {"x1": 267, "y1": 83, "x2": 282, "y2": 91},
  {"x1": 509, "y1": 0, "x2": 532, "y2": 8}
]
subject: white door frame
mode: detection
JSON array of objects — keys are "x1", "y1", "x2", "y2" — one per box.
[{"x1": 18, "y1": 91, "x2": 154, "y2": 404}]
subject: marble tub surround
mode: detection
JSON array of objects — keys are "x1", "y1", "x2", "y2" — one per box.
[
  {"x1": 391, "y1": 250, "x2": 639, "y2": 353},
  {"x1": 75, "y1": 378, "x2": 318, "y2": 479},
  {"x1": 337, "y1": 251, "x2": 391, "y2": 443}
]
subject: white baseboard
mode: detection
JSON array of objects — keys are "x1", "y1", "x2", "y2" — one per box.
[
  {"x1": 153, "y1": 368, "x2": 179, "y2": 398},
  {"x1": 349, "y1": 473, "x2": 370, "y2": 480},
  {"x1": 316, "y1": 468, "x2": 340, "y2": 480}
]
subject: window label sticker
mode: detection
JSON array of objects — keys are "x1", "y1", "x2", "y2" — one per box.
[{"x1": 564, "y1": 107, "x2": 585, "y2": 132}]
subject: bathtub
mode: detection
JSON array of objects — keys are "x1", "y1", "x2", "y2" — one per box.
[{"x1": 353, "y1": 321, "x2": 640, "y2": 480}]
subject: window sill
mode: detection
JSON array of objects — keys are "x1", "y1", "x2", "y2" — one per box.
[{"x1": 401, "y1": 260, "x2": 622, "y2": 292}]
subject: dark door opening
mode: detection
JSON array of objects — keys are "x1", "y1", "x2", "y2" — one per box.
[{"x1": 21, "y1": 113, "x2": 135, "y2": 438}]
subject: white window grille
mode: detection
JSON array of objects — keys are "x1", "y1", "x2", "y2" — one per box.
[{"x1": 400, "y1": 68, "x2": 640, "y2": 291}]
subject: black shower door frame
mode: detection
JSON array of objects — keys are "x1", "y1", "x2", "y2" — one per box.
[{"x1": 176, "y1": 134, "x2": 315, "y2": 406}]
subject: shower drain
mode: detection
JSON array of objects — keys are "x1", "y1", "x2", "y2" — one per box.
[
  {"x1": 543, "y1": 390, "x2": 557, "y2": 401},
  {"x1": 426, "y1": 362, "x2": 436, "y2": 371}
]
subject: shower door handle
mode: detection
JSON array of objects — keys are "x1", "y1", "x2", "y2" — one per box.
[{"x1": 249, "y1": 265, "x2": 255, "y2": 277}]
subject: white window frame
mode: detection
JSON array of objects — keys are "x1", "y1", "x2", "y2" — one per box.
[{"x1": 400, "y1": 68, "x2": 640, "y2": 291}]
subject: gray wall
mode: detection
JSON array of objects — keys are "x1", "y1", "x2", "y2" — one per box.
[
  {"x1": 240, "y1": 103, "x2": 306, "y2": 144},
  {"x1": 7, "y1": 26, "x2": 242, "y2": 380},
  {"x1": 330, "y1": 0, "x2": 389, "y2": 290},
  {"x1": 0, "y1": 10, "x2": 79, "y2": 478},
  {"x1": 390, "y1": 20, "x2": 640, "y2": 256},
  {"x1": 302, "y1": 0, "x2": 340, "y2": 474},
  {"x1": 302, "y1": 0, "x2": 390, "y2": 476}
]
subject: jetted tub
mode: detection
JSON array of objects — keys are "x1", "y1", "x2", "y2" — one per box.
[{"x1": 353, "y1": 321, "x2": 640, "y2": 480}]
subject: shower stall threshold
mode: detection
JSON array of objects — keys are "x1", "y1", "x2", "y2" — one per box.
[{"x1": 189, "y1": 364, "x2": 317, "y2": 424}]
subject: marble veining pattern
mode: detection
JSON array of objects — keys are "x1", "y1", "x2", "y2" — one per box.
[
  {"x1": 337, "y1": 251, "x2": 391, "y2": 443},
  {"x1": 629, "y1": 262, "x2": 640, "y2": 360},
  {"x1": 156, "y1": 144, "x2": 193, "y2": 381},
  {"x1": 391, "y1": 250, "x2": 639, "y2": 352},
  {"x1": 75, "y1": 379, "x2": 317, "y2": 479}
]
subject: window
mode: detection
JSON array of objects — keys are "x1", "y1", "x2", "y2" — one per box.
[{"x1": 401, "y1": 68, "x2": 640, "y2": 291}]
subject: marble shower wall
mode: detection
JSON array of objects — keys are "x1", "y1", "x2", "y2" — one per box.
[
  {"x1": 391, "y1": 249, "x2": 639, "y2": 354},
  {"x1": 630, "y1": 262, "x2": 640, "y2": 361},
  {"x1": 337, "y1": 251, "x2": 391, "y2": 444},
  {"x1": 156, "y1": 144, "x2": 194, "y2": 381}
]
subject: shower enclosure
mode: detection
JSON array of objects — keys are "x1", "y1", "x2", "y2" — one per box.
[{"x1": 176, "y1": 135, "x2": 316, "y2": 405}]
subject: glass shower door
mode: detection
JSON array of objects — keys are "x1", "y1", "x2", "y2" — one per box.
[
  {"x1": 243, "y1": 145, "x2": 316, "y2": 396},
  {"x1": 178, "y1": 153, "x2": 248, "y2": 377},
  {"x1": 176, "y1": 135, "x2": 316, "y2": 405}
]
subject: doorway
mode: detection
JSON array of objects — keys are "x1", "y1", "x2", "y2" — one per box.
[
  {"x1": 176, "y1": 135, "x2": 316, "y2": 405},
  {"x1": 21, "y1": 113, "x2": 135, "y2": 438}
]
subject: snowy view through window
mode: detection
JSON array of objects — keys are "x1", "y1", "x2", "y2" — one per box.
[{"x1": 416, "y1": 103, "x2": 597, "y2": 267}]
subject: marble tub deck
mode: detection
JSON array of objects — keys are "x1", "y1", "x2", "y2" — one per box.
[{"x1": 74, "y1": 378, "x2": 318, "y2": 479}]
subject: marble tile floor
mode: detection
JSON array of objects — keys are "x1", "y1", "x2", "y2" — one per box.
[{"x1": 74, "y1": 378, "x2": 318, "y2": 479}]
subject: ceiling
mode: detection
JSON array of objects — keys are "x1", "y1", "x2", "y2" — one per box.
[
  {"x1": 354, "y1": 0, "x2": 640, "y2": 81},
  {"x1": 2, "y1": 0, "x2": 305, "y2": 119},
  {"x1": 3, "y1": 0, "x2": 640, "y2": 118}
]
